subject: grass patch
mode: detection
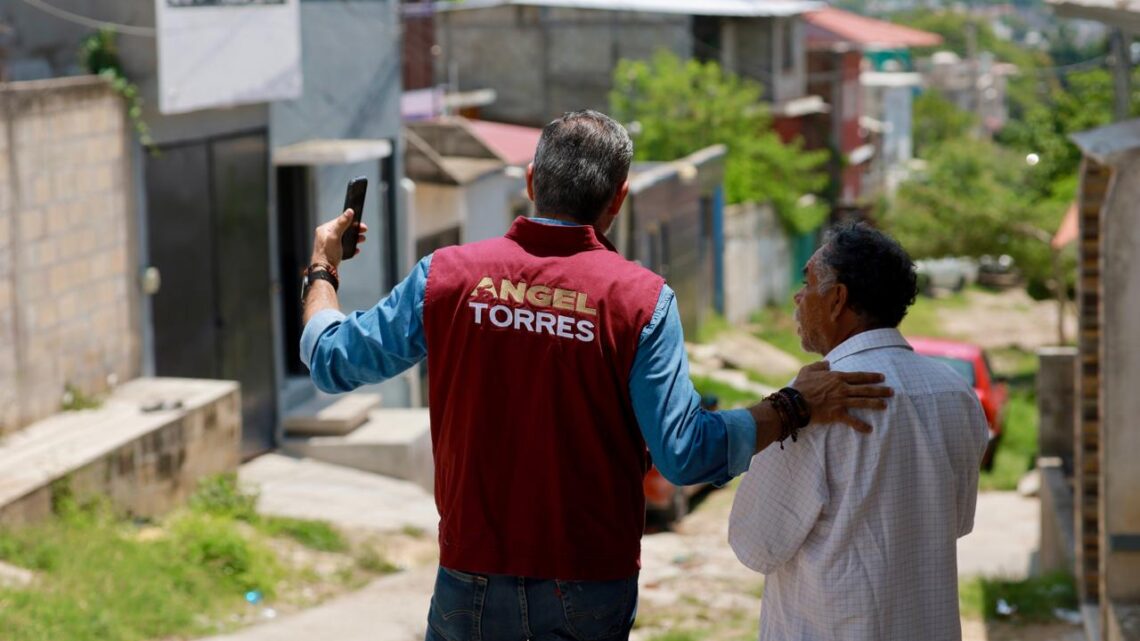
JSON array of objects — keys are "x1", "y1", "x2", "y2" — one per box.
[
  {"x1": 190, "y1": 474, "x2": 348, "y2": 552},
  {"x1": 354, "y1": 546, "x2": 400, "y2": 574},
  {"x1": 0, "y1": 505, "x2": 281, "y2": 640},
  {"x1": 60, "y1": 384, "x2": 102, "y2": 411},
  {"x1": 256, "y1": 516, "x2": 347, "y2": 553},
  {"x1": 989, "y1": 347, "x2": 1039, "y2": 393},
  {"x1": 745, "y1": 369, "x2": 791, "y2": 389},
  {"x1": 959, "y1": 572, "x2": 1077, "y2": 622},
  {"x1": 0, "y1": 474, "x2": 362, "y2": 641},
  {"x1": 401, "y1": 524, "x2": 426, "y2": 538},
  {"x1": 695, "y1": 310, "x2": 733, "y2": 345},
  {"x1": 980, "y1": 390, "x2": 1038, "y2": 491},
  {"x1": 691, "y1": 375, "x2": 762, "y2": 409},
  {"x1": 749, "y1": 304, "x2": 810, "y2": 363}
]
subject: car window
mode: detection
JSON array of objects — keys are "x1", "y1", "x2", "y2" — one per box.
[{"x1": 927, "y1": 355, "x2": 977, "y2": 386}]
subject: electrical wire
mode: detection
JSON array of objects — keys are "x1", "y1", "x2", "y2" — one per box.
[{"x1": 18, "y1": 0, "x2": 157, "y2": 37}]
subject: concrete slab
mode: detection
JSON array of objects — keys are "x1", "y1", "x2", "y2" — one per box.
[
  {"x1": 0, "y1": 378, "x2": 240, "y2": 522},
  {"x1": 282, "y1": 392, "x2": 382, "y2": 436},
  {"x1": 281, "y1": 409, "x2": 434, "y2": 493},
  {"x1": 713, "y1": 331, "x2": 803, "y2": 380},
  {"x1": 196, "y1": 566, "x2": 435, "y2": 641},
  {"x1": 957, "y1": 491, "x2": 1040, "y2": 579},
  {"x1": 239, "y1": 454, "x2": 438, "y2": 535}
]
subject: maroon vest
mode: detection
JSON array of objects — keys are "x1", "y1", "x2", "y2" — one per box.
[{"x1": 423, "y1": 217, "x2": 665, "y2": 580}]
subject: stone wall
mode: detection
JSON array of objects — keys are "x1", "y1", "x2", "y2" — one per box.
[{"x1": 0, "y1": 76, "x2": 140, "y2": 434}]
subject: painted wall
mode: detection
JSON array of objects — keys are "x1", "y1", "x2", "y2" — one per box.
[{"x1": 722, "y1": 202, "x2": 791, "y2": 325}]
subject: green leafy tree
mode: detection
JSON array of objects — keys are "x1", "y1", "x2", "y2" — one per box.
[
  {"x1": 913, "y1": 90, "x2": 978, "y2": 157},
  {"x1": 882, "y1": 137, "x2": 1065, "y2": 295},
  {"x1": 610, "y1": 51, "x2": 830, "y2": 234}
]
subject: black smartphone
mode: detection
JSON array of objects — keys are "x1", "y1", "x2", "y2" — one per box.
[{"x1": 339, "y1": 176, "x2": 368, "y2": 260}]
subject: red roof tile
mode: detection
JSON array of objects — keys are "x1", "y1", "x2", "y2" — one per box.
[
  {"x1": 804, "y1": 7, "x2": 943, "y2": 49},
  {"x1": 464, "y1": 119, "x2": 543, "y2": 166}
]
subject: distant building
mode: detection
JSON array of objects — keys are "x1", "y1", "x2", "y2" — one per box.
[
  {"x1": 920, "y1": 50, "x2": 1017, "y2": 136},
  {"x1": 430, "y1": 0, "x2": 825, "y2": 131},
  {"x1": 803, "y1": 6, "x2": 942, "y2": 207}
]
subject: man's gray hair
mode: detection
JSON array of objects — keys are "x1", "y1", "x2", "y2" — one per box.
[{"x1": 532, "y1": 110, "x2": 634, "y2": 225}]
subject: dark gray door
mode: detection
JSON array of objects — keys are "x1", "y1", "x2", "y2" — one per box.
[{"x1": 145, "y1": 132, "x2": 277, "y2": 457}]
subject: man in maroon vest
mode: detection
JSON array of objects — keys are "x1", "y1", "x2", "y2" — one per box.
[{"x1": 300, "y1": 110, "x2": 891, "y2": 641}]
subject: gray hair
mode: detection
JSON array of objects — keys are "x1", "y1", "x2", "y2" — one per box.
[
  {"x1": 532, "y1": 110, "x2": 634, "y2": 225},
  {"x1": 815, "y1": 254, "x2": 838, "y2": 293}
]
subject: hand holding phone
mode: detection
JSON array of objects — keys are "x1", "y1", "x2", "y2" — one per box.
[{"x1": 339, "y1": 176, "x2": 368, "y2": 261}]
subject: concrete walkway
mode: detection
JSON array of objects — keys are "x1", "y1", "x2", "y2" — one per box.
[
  {"x1": 957, "y1": 491, "x2": 1040, "y2": 579},
  {"x1": 197, "y1": 567, "x2": 436, "y2": 641},
  {"x1": 239, "y1": 453, "x2": 439, "y2": 535},
  {"x1": 193, "y1": 454, "x2": 440, "y2": 641}
]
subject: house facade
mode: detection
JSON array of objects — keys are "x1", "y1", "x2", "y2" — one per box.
[{"x1": 3, "y1": 0, "x2": 409, "y2": 456}]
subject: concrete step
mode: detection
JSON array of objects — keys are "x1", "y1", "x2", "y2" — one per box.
[
  {"x1": 282, "y1": 392, "x2": 382, "y2": 436},
  {"x1": 282, "y1": 409, "x2": 433, "y2": 493},
  {"x1": 0, "y1": 378, "x2": 240, "y2": 523}
]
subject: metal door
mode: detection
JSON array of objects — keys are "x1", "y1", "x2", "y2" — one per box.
[{"x1": 145, "y1": 132, "x2": 277, "y2": 457}]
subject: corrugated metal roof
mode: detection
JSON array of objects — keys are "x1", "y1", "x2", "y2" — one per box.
[
  {"x1": 1048, "y1": 0, "x2": 1140, "y2": 30},
  {"x1": 804, "y1": 7, "x2": 943, "y2": 49},
  {"x1": 434, "y1": 0, "x2": 822, "y2": 17},
  {"x1": 464, "y1": 119, "x2": 543, "y2": 166}
]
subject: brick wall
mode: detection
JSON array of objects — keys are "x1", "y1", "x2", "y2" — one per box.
[{"x1": 0, "y1": 76, "x2": 140, "y2": 434}]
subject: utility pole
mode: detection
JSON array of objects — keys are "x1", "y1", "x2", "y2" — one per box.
[
  {"x1": 1109, "y1": 28, "x2": 1132, "y2": 122},
  {"x1": 966, "y1": 20, "x2": 981, "y2": 135}
]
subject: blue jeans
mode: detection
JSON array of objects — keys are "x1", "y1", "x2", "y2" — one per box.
[{"x1": 424, "y1": 566, "x2": 639, "y2": 641}]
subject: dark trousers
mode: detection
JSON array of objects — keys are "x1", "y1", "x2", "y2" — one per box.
[{"x1": 424, "y1": 566, "x2": 639, "y2": 641}]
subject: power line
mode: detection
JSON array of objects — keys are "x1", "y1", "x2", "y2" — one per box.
[{"x1": 18, "y1": 0, "x2": 157, "y2": 37}]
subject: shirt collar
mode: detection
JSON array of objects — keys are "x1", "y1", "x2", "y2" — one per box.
[
  {"x1": 824, "y1": 328, "x2": 913, "y2": 365},
  {"x1": 505, "y1": 216, "x2": 618, "y2": 254}
]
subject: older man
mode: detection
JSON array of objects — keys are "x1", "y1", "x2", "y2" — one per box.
[{"x1": 728, "y1": 223, "x2": 989, "y2": 641}]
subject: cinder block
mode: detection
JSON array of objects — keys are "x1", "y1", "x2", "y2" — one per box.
[
  {"x1": 20, "y1": 210, "x2": 45, "y2": 242},
  {"x1": 92, "y1": 166, "x2": 113, "y2": 192},
  {"x1": 31, "y1": 175, "x2": 51, "y2": 207}
]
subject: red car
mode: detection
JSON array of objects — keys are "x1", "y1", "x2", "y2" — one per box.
[{"x1": 909, "y1": 337, "x2": 1008, "y2": 469}]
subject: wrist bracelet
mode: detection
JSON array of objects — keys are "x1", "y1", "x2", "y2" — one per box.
[
  {"x1": 766, "y1": 390, "x2": 801, "y2": 450},
  {"x1": 779, "y1": 387, "x2": 812, "y2": 428}
]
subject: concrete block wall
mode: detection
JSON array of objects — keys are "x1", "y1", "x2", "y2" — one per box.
[
  {"x1": 438, "y1": 6, "x2": 689, "y2": 126},
  {"x1": 0, "y1": 381, "x2": 242, "y2": 525},
  {"x1": 0, "y1": 76, "x2": 140, "y2": 434}
]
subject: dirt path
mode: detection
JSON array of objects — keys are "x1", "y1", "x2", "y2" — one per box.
[{"x1": 936, "y1": 289, "x2": 1076, "y2": 350}]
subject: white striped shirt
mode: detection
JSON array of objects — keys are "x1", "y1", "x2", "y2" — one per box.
[{"x1": 728, "y1": 329, "x2": 989, "y2": 641}]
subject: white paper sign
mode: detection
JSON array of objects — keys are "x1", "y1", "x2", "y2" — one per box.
[{"x1": 155, "y1": 0, "x2": 302, "y2": 114}]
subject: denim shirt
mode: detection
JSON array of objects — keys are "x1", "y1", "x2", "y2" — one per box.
[{"x1": 301, "y1": 218, "x2": 757, "y2": 485}]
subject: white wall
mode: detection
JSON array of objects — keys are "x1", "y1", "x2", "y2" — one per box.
[
  {"x1": 463, "y1": 173, "x2": 528, "y2": 243},
  {"x1": 723, "y1": 202, "x2": 791, "y2": 324}
]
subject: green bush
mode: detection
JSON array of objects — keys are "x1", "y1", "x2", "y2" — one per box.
[
  {"x1": 170, "y1": 512, "x2": 282, "y2": 596},
  {"x1": 189, "y1": 473, "x2": 259, "y2": 522},
  {"x1": 257, "y1": 516, "x2": 347, "y2": 553}
]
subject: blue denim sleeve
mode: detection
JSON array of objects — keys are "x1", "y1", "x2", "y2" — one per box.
[
  {"x1": 300, "y1": 255, "x2": 431, "y2": 393},
  {"x1": 629, "y1": 285, "x2": 758, "y2": 486}
]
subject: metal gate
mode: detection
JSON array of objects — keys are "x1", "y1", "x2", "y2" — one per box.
[{"x1": 144, "y1": 131, "x2": 277, "y2": 457}]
